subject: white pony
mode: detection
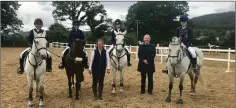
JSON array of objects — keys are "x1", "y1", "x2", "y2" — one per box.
[
  {"x1": 109, "y1": 30, "x2": 128, "y2": 94},
  {"x1": 165, "y1": 37, "x2": 204, "y2": 104},
  {"x1": 24, "y1": 32, "x2": 48, "y2": 107}
]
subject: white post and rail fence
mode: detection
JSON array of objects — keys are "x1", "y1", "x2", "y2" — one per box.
[{"x1": 49, "y1": 42, "x2": 235, "y2": 73}]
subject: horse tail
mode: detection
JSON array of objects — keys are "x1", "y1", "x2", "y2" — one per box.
[
  {"x1": 194, "y1": 47, "x2": 205, "y2": 89},
  {"x1": 198, "y1": 70, "x2": 205, "y2": 89}
]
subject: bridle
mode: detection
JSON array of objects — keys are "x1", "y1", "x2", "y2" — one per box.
[
  {"x1": 27, "y1": 37, "x2": 48, "y2": 78},
  {"x1": 69, "y1": 40, "x2": 85, "y2": 62},
  {"x1": 168, "y1": 43, "x2": 185, "y2": 77},
  {"x1": 110, "y1": 33, "x2": 127, "y2": 71}
]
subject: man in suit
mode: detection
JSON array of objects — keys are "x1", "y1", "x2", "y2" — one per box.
[{"x1": 137, "y1": 34, "x2": 156, "y2": 95}]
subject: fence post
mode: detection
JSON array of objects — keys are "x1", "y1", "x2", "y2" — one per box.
[
  {"x1": 135, "y1": 45, "x2": 139, "y2": 60},
  {"x1": 160, "y1": 46, "x2": 163, "y2": 64},
  {"x1": 225, "y1": 48, "x2": 231, "y2": 73},
  {"x1": 105, "y1": 44, "x2": 107, "y2": 50},
  {"x1": 93, "y1": 44, "x2": 96, "y2": 49},
  {"x1": 129, "y1": 45, "x2": 132, "y2": 52}
]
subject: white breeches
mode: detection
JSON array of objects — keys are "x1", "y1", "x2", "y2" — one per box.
[
  {"x1": 20, "y1": 47, "x2": 51, "y2": 58},
  {"x1": 20, "y1": 47, "x2": 31, "y2": 58},
  {"x1": 188, "y1": 47, "x2": 196, "y2": 58},
  {"x1": 108, "y1": 44, "x2": 130, "y2": 54},
  {"x1": 61, "y1": 46, "x2": 87, "y2": 58}
]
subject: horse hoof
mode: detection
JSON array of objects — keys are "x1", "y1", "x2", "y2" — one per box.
[
  {"x1": 112, "y1": 90, "x2": 116, "y2": 94},
  {"x1": 165, "y1": 97, "x2": 171, "y2": 102},
  {"x1": 190, "y1": 92, "x2": 195, "y2": 96},
  {"x1": 39, "y1": 101, "x2": 44, "y2": 107},
  {"x1": 28, "y1": 101, "x2": 33, "y2": 107},
  {"x1": 176, "y1": 99, "x2": 183, "y2": 104},
  {"x1": 75, "y1": 97, "x2": 79, "y2": 100},
  {"x1": 68, "y1": 95, "x2": 72, "y2": 98},
  {"x1": 119, "y1": 89, "x2": 123, "y2": 92}
]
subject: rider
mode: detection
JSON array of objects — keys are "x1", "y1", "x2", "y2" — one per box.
[
  {"x1": 17, "y1": 18, "x2": 52, "y2": 74},
  {"x1": 107, "y1": 19, "x2": 132, "y2": 66},
  {"x1": 162, "y1": 15, "x2": 196, "y2": 74},
  {"x1": 58, "y1": 19, "x2": 89, "y2": 69}
]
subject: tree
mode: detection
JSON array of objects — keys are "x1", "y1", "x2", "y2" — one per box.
[
  {"x1": 47, "y1": 23, "x2": 69, "y2": 42},
  {"x1": 86, "y1": 3, "x2": 107, "y2": 38},
  {"x1": 52, "y1": 1, "x2": 98, "y2": 26},
  {"x1": 126, "y1": 1, "x2": 189, "y2": 43},
  {"x1": 1, "y1": 1, "x2": 23, "y2": 39}
]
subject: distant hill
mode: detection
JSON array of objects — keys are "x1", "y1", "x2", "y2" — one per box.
[{"x1": 190, "y1": 11, "x2": 235, "y2": 29}]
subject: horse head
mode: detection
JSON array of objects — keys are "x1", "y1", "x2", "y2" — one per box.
[
  {"x1": 114, "y1": 30, "x2": 126, "y2": 51},
  {"x1": 168, "y1": 37, "x2": 182, "y2": 66},
  {"x1": 32, "y1": 32, "x2": 48, "y2": 59},
  {"x1": 71, "y1": 39, "x2": 86, "y2": 57}
]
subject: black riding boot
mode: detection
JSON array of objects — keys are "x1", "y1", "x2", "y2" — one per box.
[
  {"x1": 192, "y1": 58, "x2": 197, "y2": 72},
  {"x1": 46, "y1": 57, "x2": 52, "y2": 72},
  {"x1": 17, "y1": 58, "x2": 24, "y2": 74},
  {"x1": 125, "y1": 49, "x2": 132, "y2": 66},
  {"x1": 58, "y1": 57, "x2": 65, "y2": 69}
]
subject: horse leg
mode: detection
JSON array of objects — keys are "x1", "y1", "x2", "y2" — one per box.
[
  {"x1": 36, "y1": 78, "x2": 39, "y2": 97},
  {"x1": 119, "y1": 69, "x2": 124, "y2": 92},
  {"x1": 39, "y1": 75, "x2": 45, "y2": 107},
  {"x1": 75, "y1": 73, "x2": 80, "y2": 100},
  {"x1": 193, "y1": 70, "x2": 200, "y2": 94},
  {"x1": 27, "y1": 74, "x2": 34, "y2": 107},
  {"x1": 188, "y1": 72, "x2": 195, "y2": 95},
  {"x1": 112, "y1": 68, "x2": 116, "y2": 94},
  {"x1": 72, "y1": 75, "x2": 75, "y2": 88},
  {"x1": 165, "y1": 75, "x2": 174, "y2": 103},
  {"x1": 176, "y1": 74, "x2": 185, "y2": 104},
  {"x1": 67, "y1": 72, "x2": 72, "y2": 98}
]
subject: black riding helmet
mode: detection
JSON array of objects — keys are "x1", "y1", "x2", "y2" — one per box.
[
  {"x1": 73, "y1": 20, "x2": 80, "y2": 26},
  {"x1": 179, "y1": 15, "x2": 189, "y2": 22},
  {"x1": 114, "y1": 19, "x2": 122, "y2": 25},
  {"x1": 34, "y1": 18, "x2": 43, "y2": 26}
]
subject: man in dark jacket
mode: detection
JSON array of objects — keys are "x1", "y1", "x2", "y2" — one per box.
[
  {"x1": 137, "y1": 34, "x2": 156, "y2": 95},
  {"x1": 58, "y1": 20, "x2": 89, "y2": 69},
  {"x1": 162, "y1": 15, "x2": 196, "y2": 74},
  {"x1": 17, "y1": 18, "x2": 52, "y2": 74}
]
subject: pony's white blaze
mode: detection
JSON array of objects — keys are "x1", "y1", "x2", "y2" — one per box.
[
  {"x1": 110, "y1": 30, "x2": 128, "y2": 94},
  {"x1": 24, "y1": 32, "x2": 47, "y2": 107}
]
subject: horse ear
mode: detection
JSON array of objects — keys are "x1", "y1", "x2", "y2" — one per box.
[
  {"x1": 114, "y1": 30, "x2": 118, "y2": 36},
  {"x1": 123, "y1": 30, "x2": 127, "y2": 36}
]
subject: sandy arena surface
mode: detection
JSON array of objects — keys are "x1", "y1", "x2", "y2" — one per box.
[{"x1": 1, "y1": 47, "x2": 235, "y2": 108}]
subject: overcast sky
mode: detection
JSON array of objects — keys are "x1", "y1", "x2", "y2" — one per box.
[{"x1": 16, "y1": 1, "x2": 235, "y2": 31}]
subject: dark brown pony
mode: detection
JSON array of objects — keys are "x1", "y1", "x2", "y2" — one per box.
[{"x1": 64, "y1": 39, "x2": 86, "y2": 100}]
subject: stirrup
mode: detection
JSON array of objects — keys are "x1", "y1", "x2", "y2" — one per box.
[{"x1": 17, "y1": 68, "x2": 24, "y2": 74}]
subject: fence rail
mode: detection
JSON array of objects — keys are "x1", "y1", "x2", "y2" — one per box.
[{"x1": 50, "y1": 42, "x2": 235, "y2": 73}]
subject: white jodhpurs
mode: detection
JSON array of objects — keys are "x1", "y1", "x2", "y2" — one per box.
[
  {"x1": 19, "y1": 47, "x2": 30, "y2": 59},
  {"x1": 188, "y1": 47, "x2": 196, "y2": 58},
  {"x1": 61, "y1": 46, "x2": 87, "y2": 58}
]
